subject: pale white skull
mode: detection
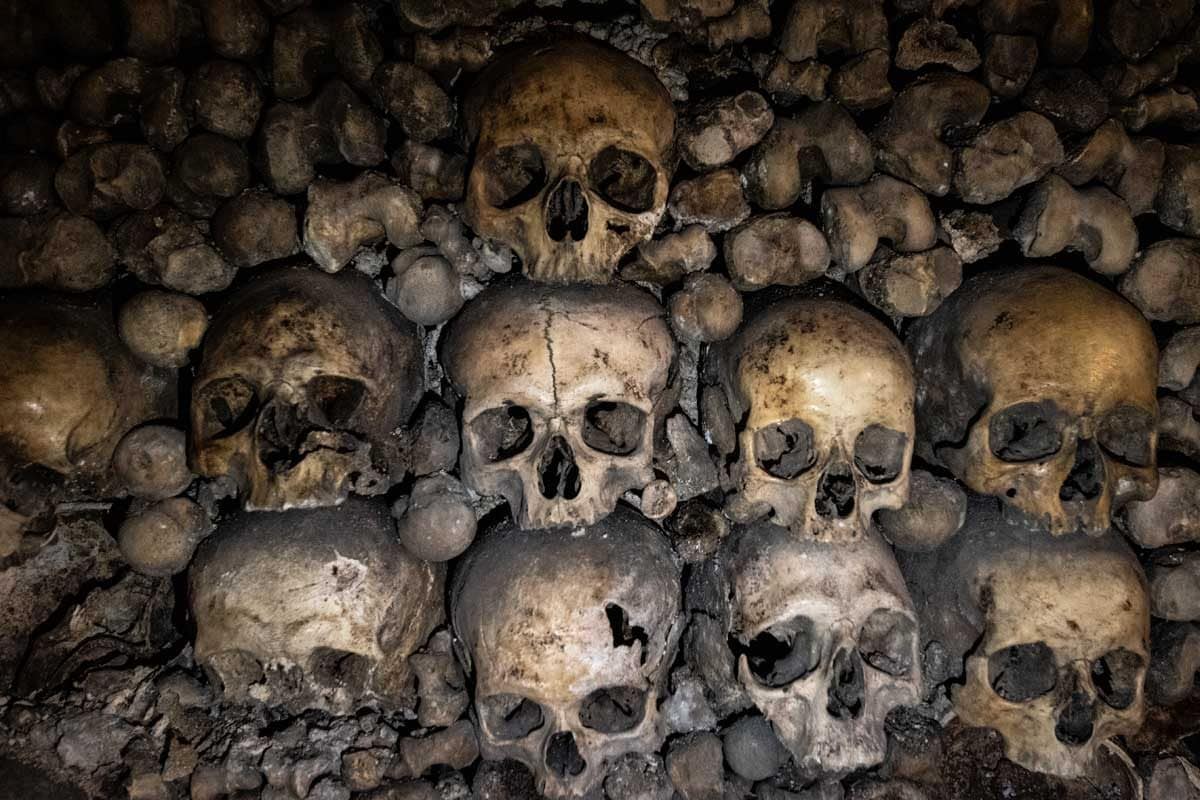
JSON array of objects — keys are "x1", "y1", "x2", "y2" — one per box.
[
  {"x1": 898, "y1": 499, "x2": 1149, "y2": 778},
  {"x1": 190, "y1": 267, "x2": 423, "y2": 511},
  {"x1": 713, "y1": 295, "x2": 915, "y2": 540},
  {"x1": 442, "y1": 279, "x2": 676, "y2": 529},
  {"x1": 451, "y1": 508, "x2": 682, "y2": 798},
  {"x1": 188, "y1": 498, "x2": 444, "y2": 714},
  {"x1": 908, "y1": 266, "x2": 1158, "y2": 535},
  {"x1": 725, "y1": 521, "x2": 922, "y2": 777},
  {"x1": 464, "y1": 35, "x2": 676, "y2": 284}
]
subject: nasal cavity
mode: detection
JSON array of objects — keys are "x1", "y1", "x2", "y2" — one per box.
[
  {"x1": 537, "y1": 436, "x2": 581, "y2": 500},
  {"x1": 1060, "y1": 439, "x2": 1104, "y2": 502},
  {"x1": 545, "y1": 731, "x2": 586, "y2": 778},
  {"x1": 546, "y1": 179, "x2": 589, "y2": 242},
  {"x1": 826, "y1": 647, "x2": 865, "y2": 720},
  {"x1": 1055, "y1": 689, "x2": 1096, "y2": 745},
  {"x1": 814, "y1": 460, "x2": 856, "y2": 519}
]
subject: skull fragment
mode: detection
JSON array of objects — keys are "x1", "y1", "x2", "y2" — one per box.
[
  {"x1": 464, "y1": 35, "x2": 676, "y2": 283},
  {"x1": 898, "y1": 498, "x2": 1149, "y2": 778},
  {"x1": 712, "y1": 293, "x2": 915, "y2": 540},
  {"x1": 189, "y1": 267, "x2": 423, "y2": 510},
  {"x1": 908, "y1": 266, "x2": 1158, "y2": 534},
  {"x1": 442, "y1": 278, "x2": 677, "y2": 529},
  {"x1": 451, "y1": 507, "x2": 682, "y2": 798},
  {"x1": 725, "y1": 521, "x2": 922, "y2": 776},
  {"x1": 188, "y1": 498, "x2": 444, "y2": 714}
]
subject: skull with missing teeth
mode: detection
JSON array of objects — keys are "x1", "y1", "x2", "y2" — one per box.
[
  {"x1": 464, "y1": 36, "x2": 676, "y2": 284},
  {"x1": 442, "y1": 279, "x2": 676, "y2": 529},
  {"x1": 189, "y1": 499, "x2": 445, "y2": 713},
  {"x1": 898, "y1": 500, "x2": 1149, "y2": 778},
  {"x1": 908, "y1": 267, "x2": 1158, "y2": 534},
  {"x1": 451, "y1": 508, "x2": 682, "y2": 798},
  {"x1": 713, "y1": 296, "x2": 915, "y2": 540},
  {"x1": 726, "y1": 521, "x2": 922, "y2": 776},
  {"x1": 190, "y1": 268, "x2": 423, "y2": 511}
]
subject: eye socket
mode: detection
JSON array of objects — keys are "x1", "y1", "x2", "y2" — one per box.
[
  {"x1": 738, "y1": 616, "x2": 821, "y2": 689},
  {"x1": 582, "y1": 401, "x2": 646, "y2": 456},
  {"x1": 853, "y1": 425, "x2": 909, "y2": 484},
  {"x1": 579, "y1": 686, "x2": 647, "y2": 733},
  {"x1": 470, "y1": 405, "x2": 535, "y2": 462},
  {"x1": 1097, "y1": 405, "x2": 1155, "y2": 467},
  {"x1": 754, "y1": 419, "x2": 817, "y2": 480},
  {"x1": 589, "y1": 146, "x2": 658, "y2": 213},
  {"x1": 195, "y1": 377, "x2": 258, "y2": 439},
  {"x1": 480, "y1": 693, "x2": 545, "y2": 741},
  {"x1": 1091, "y1": 648, "x2": 1143, "y2": 709},
  {"x1": 307, "y1": 375, "x2": 366, "y2": 427},
  {"x1": 481, "y1": 144, "x2": 547, "y2": 209},
  {"x1": 858, "y1": 609, "x2": 917, "y2": 676},
  {"x1": 989, "y1": 401, "x2": 1065, "y2": 462},
  {"x1": 988, "y1": 641, "x2": 1058, "y2": 702}
]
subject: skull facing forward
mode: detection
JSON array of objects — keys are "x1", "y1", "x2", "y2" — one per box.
[
  {"x1": 464, "y1": 36, "x2": 676, "y2": 283},
  {"x1": 443, "y1": 279, "x2": 676, "y2": 529},
  {"x1": 451, "y1": 508, "x2": 682, "y2": 798},
  {"x1": 908, "y1": 266, "x2": 1158, "y2": 534},
  {"x1": 190, "y1": 267, "x2": 423, "y2": 510},
  {"x1": 713, "y1": 295, "x2": 915, "y2": 540},
  {"x1": 726, "y1": 521, "x2": 922, "y2": 776}
]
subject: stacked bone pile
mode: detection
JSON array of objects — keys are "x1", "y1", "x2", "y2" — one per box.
[{"x1": 4, "y1": 0, "x2": 1200, "y2": 798}]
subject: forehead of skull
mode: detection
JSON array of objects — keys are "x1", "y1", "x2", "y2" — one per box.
[
  {"x1": 453, "y1": 509, "x2": 681, "y2": 695},
  {"x1": 728, "y1": 522, "x2": 913, "y2": 636},
  {"x1": 466, "y1": 35, "x2": 676, "y2": 157},
  {"x1": 728, "y1": 299, "x2": 914, "y2": 429},
  {"x1": 190, "y1": 499, "x2": 437, "y2": 662},
  {"x1": 444, "y1": 281, "x2": 675, "y2": 412},
  {"x1": 951, "y1": 268, "x2": 1157, "y2": 411},
  {"x1": 200, "y1": 268, "x2": 409, "y2": 384}
]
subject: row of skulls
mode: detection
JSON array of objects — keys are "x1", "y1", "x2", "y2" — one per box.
[{"x1": 0, "y1": 260, "x2": 1160, "y2": 796}]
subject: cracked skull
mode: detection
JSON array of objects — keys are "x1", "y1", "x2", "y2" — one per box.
[
  {"x1": 451, "y1": 507, "x2": 682, "y2": 798},
  {"x1": 899, "y1": 500, "x2": 1149, "y2": 778},
  {"x1": 0, "y1": 298, "x2": 168, "y2": 509},
  {"x1": 189, "y1": 267, "x2": 423, "y2": 511},
  {"x1": 725, "y1": 521, "x2": 922, "y2": 777},
  {"x1": 713, "y1": 295, "x2": 914, "y2": 540},
  {"x1": 189, "y1": 498, "x2": 444, "y2": 714},
  {"x1": 442, "y1": 278, "x2": 676, "y2": 529},
  {"x1": 908, "y1": 266, "x2": 1158, "y2": 535},
  {"x1": 464, "y1": 35, "x2": 676, "y2": 283}
]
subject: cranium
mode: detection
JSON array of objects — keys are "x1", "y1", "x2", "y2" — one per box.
[
  {"x1": 898, "y1": 498, "x2": 1149, "y2": 778},
  {"x1": 0, "y1": 297, "x2": 169, "y2": 511},
  {"x1": 725, "y1": 521, "x2": 922, "y2": 776},
  {"x1": 442, "y1": 278, "x2": 677, "y2": 529},
  {"x1": 451, "y1": 507, "x2": 682, "y2": 798},
  {"x1": 908, "y1": 266, "x2": 1158, "y2": 534},
  {"x1": 464, "y1": 35, "x2": 676, "y2": 283},
  {"x1": 188, "y1": 498, "x2": 444, "y2": 714},
  {"x1": 189, "y1": 267, "x2": 423, "y2": 511},
  {"x1": 712, "y1": 293, "x2": 915, "y2": 540}
]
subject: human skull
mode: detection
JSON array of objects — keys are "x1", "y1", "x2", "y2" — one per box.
[
  {"x1": 0, "y1": 297, "x2": 169, "y2": 510},
  {"x1": 442, "y1": 278, "x2": 677, "y2": 529},
  {"x1": 908, "y1": 266, "x2": 1158, "y2": 535},
  {"x1": 897, "y1": 498, "x2": 1149, "y2": 778},
  {"x1": 451, "y1": 507, "x2": 682, "y2": 798},
  {"x1": 464, "y1": 35, "x2": 676, "y2": 284},
  {"x1": 725, "y1": 521, "x2": 922, "y2": 777},
  {"x1": 189, "y1": 498, "x2": 444, "y2": 714},
  {"x1": 190, "y1": 267, "x2": 423, "y2": 511},
  {"x1": 712, "y1": 294, "x2": 915, "y2": 540}
]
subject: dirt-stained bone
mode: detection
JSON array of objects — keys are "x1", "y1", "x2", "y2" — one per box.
[
  {"x1": 822, "y1": 175, "x2": 937, "y2": 273},
  {"x1": 302, "y1": 171, "x2": 423, "y2": 273},
  {"x1": 464, "y1": 36, "x2": 676, "y2": 284},
  {"x1": 1014, "y1": 175, "x2": 1138, "y2": 276},
  {"x1": 1056, "y1": 119, "x2": 1164, "y2": 216},
  {"x1": 908, "y1": 267, "x2": 1159, "y2": 535}
]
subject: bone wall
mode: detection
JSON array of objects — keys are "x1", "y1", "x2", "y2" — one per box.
[{"x1": 1, "y1": 0, "x2": 1200, "y2": 799}]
